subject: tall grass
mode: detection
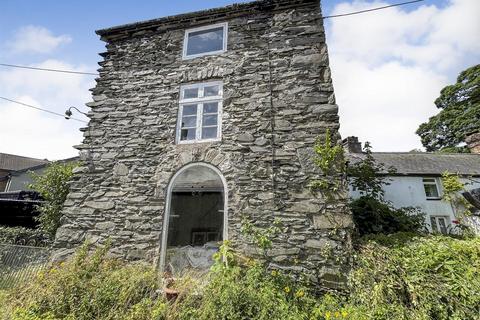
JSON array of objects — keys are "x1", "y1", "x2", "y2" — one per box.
[{"x1": 1, "y1": 234, "x2": 479, "y2": 320}]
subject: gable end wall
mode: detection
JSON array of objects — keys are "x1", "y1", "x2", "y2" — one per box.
[{"x1": 54, "y1": 0, "x2": 352, "y2": 290}]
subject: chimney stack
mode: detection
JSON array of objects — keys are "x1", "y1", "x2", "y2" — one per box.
[
  {"x1": 342, "y1": 136, "x2": 362, "y2": 153},
  {"x1": 465, "y1": 132, "x2": 480, "y2": 154}
]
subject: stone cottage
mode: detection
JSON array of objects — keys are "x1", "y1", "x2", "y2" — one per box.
[{"x1": 54, "y1": 0, "x2": 352, "y2": 289}]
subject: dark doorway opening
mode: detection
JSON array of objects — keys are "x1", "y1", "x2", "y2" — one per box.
[
  {"x1": 168, "y1": 192, "x2": 223, "y2": 247},
  {"x1": 164, "y1": 164, "x2": 225, "y2": 275}
]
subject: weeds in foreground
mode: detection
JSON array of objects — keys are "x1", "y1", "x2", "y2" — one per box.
[{"x1": 2, "y1": 234, "x2": 479, "y2": 320}]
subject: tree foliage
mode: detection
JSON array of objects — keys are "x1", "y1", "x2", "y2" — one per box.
[
  {"x1": 29, "y1": 161, "x2": 77, "y2": 239},
  {"x1": 349, "y1": 197, "x2": 425, "y2": 236},
  {"x1": 416, "y1": 64, "x2": 480, "y2": 152},
  {"x1": 347, "y1": 142, "x2": 396, "y2": 200},
  {"x1": 347, "y1": 143, "x2": 425, "y2": 236}
]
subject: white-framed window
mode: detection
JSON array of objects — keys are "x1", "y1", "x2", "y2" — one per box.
[
  {"x1": 177, "y1": 81, "x2": 223, "y2": 144},
  {"x1": 430, "y1": 215, "x2": 450, "y2": 234},
  {"x1": 183, "y1": 23, "x2": 228, "y2": 59},
  {"x1": 423, "y1": 177, "x2": 441, "y2": 199}
]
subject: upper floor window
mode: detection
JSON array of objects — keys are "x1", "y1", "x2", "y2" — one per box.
[
  {"x1": 423, "y1": 178, "x2": 440, "y2": 199},
  {"x1": 183, "y1": 23, "x2": 228, "y2": 59},
  {"x1": 177, "y1": 81, "x2": 223, "y2": 144}
]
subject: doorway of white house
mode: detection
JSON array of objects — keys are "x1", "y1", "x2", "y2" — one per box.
[{"x1": 160, "y1": 163, "x2": 227, "y2": 276}]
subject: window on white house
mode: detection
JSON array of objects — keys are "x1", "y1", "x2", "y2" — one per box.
[
  {"x1": 183, "y1": 23, "x2": 228, "y2": 59},
  {"x1": 430, "y1": 216, "x2": 449, "y2": 234},
  {"x1": 423, "y1": 178, "x2": 440, "y2": 199},
  {"x1": 177, "y1": 82, "x2": 222, "y2": 144}
]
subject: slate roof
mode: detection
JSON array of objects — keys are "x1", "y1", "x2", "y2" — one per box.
[
  {"x1": 347, "y1": 152, "x2": 480, "y2": 177},
  {"x1": 0, "y1": 153, "x2": 49, "y2": 171}
]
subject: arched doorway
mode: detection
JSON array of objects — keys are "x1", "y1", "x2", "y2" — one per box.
[{"x1": 160, "y1": 163, "x2": 227, "y2": 275}]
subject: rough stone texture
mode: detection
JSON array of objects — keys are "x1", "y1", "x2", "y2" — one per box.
[{"x1": 54, "y1": 0, "x2": 352, "y2": 290}]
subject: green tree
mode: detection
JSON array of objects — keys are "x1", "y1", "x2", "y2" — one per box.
[
  {"x1": 416, "y1": 64, "x2": 480, "y2": 152},
  {"x1": 347, "y1": 143, "x2": 425, "y2": 236},
  {"x1": 29, "y1": 161, "x2": 77, "y2": 239},
  {"x1": 347, "y1": 142, "x2": 396, "y2": 200}
]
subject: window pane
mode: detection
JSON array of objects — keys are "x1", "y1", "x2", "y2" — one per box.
[
  {"x1": 203, "y1": 114, "x2": 218, "y2": 126},
  {"x1": 182, "y1": 115, "x2": 197, "y2": 128},
  {"x1": 204, "y1": 102, "x2": 218, "y2": 114},
  {"x1": 438, "y1": 218, "x2": 447, "y2": 234},
  {"x1": 180, "y1": 128, "x2": 196, "y2": 141},
  {"x1": 423, "y1": 178, "x2": 435, "y2": 183},
  {"x1": 424, "y1": 184, "x2": 439, "y2": 198},
  {"x1": 186, "y1": 27, "x2": 224, "y2": 56},
  {"x1": 430, "y1": 217, "x2": 438, "y2": 233},
  {"x1": 182, "y1": 104, "x2": 197, "y2": 116},
  {"x1": 202, "y1": 126, "x2": 217, "y2": 139},
  {"x1": 204, "y1": 85, "x2": 220, "y2": 97},
  {"x1": 184, "y1": 88, "x2": 199, "y2": 99}
]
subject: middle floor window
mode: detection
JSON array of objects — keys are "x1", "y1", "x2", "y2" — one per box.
[
  {"x1": 177, "y1": 81, "x2": 223, "y2": 144},
  {"x1": 423, "y1": 177, "x2": 440, "y2": 199}
]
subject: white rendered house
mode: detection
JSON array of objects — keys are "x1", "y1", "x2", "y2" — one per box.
[{"x1": 344, "y1": 137, "x2": 480, "y2": 234}]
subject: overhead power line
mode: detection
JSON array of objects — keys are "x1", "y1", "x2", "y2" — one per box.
[
  {"x1": 323, "y1": 0, "x2": 425, "y2": 19},
  {"x1": 0, "y1": 1, "x2": 425, "y2": 77},
  {"x1": 0, "y1": 63, "x2": 98, "y2": 76},
  {"x1": 0, "y1": 96, "x2": 88, "y2": 123}
]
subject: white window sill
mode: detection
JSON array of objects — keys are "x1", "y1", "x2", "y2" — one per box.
[
  {"x1": 182, "y1": 50, "x2": 227, "y2": 60},
  {"x1": 176, "y1": 138, "x2": 221, "y2": 145}
]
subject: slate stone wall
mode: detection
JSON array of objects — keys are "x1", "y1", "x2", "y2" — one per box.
[{"x1": 54, "y1": 0, "x2": 353, "y2": 290}]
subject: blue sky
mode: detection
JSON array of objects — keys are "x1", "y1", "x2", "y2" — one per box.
[
  {"x1": 0, "y1": 0, "x2": 478, "y2": 159},
  {"x1": 1, "y1": 0, "x2": 448, "y2": 69}
]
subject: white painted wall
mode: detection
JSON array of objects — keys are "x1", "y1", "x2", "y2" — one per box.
[{"x1": 349, "y1": 175, "x2": 480, "y2": 233}]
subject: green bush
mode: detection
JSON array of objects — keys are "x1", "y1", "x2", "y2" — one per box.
[
  {"x1": 2, "y1": 242, "x2": 167, "y2": 320},
  {"x1": 350, "y1": 196, "x2": 426, "y2": 236},
  {"x1": 2, "y1": 236, "x2": 479, "y2": 320},
  {"x1": 176, "y1": 264, "x2": 315, "y2": 320},
  {"x1": 29, "y1": 161, "x2": 77, "y2": 239},
  {"x1": 347, "y1": 234, "x2": 480, "y2": 319},
  {"x1": 0, "y1": 226, "x2": 50, "y2": 247}
]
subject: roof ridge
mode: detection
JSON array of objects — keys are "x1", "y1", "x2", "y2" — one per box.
[{"x1": 0, "y1": 152, "x2": 49, "y2": 162}]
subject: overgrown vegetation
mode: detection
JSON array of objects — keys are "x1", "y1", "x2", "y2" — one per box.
[
  {"x1": 441, "y1": 171, "x2": 474, "y2": 217},
  {"x1": 309, "y1": 129, "x2": 346, "y2": 201},
  {"x1": 440, "y1": 171, "x2": 476, "y2": 235},
  {"x1": 347, "y1": 142, "x2": 395, "y2": 200},
  {"x1": 347, "y1": 234, "x2": 480, "y2": 319},
  {"x1": 1, "y1": 234, "x2": 478, "y2": 320},
  {"x1": 240, "y1": 217, "x2": 282, "y2": 259},
  {"x1": 2, "y1": 136, "x2": 477, "y2": 319},
  {"x1": 29, "y1": 161, "x2": 77, "y2": 239},
  {"x1": 1, "y1": 242, "x2": 166, "y2": 320},
  {"x1": 0, "y1": 226, "x2": 50, "y2": 247},
  {"x1": 349, "y1": 197, "x2": 425, "y2": 236},
  {"x1": 347, "y1": 142, "x2": 426, "y2": 236}
]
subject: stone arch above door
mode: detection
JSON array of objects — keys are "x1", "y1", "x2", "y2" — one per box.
[{"x1": 153, "y1": 146, "x2": 233, "y2": 199}]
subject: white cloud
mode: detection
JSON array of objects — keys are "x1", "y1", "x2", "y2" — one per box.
[
  {"x1": 0, "y1": 60, "x2": 94, "y2": 160},
  {"x1": 327, "y1": 0, "x2": 480, "y2": 151},
  {"x1": 7, "y1": 25, "x2": 72, "y2": 54}
]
